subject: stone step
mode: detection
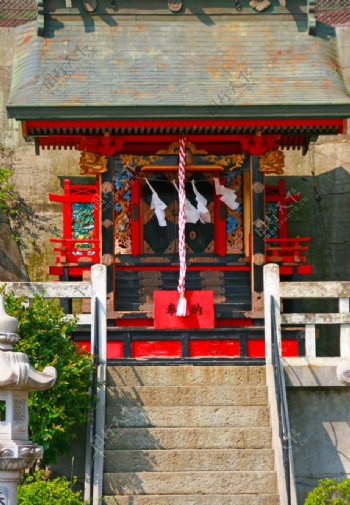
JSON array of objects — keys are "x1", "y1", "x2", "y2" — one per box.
[
  {"x1": 106, "y1": 366, "x2": 266, "y2": 388},
  {"x1": 104, "y1": 495, "x2": 280, "y2": 505},
  {"x1": 104, "y1": 449, "x2": 275, "y2": 472},
  {"x1": 103, "y1": 365, "x2": 277, "y2": 502},
  {"x1": 104, "y1": 471, "x2": 277, "y2": 496},
  {"x1": 104, "y1": 427, "x2": 272, "y2": 450},
  {"x1": 106, "y1": 386, "x2": 268, "y2": 407},
  {"x1": 105, "y1": 405, "x2": 270, "y2": 428}
]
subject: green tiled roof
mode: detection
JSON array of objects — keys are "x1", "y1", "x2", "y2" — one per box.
[{"x1": 7, "y1": 0, "x2": 350, "y2": 120}]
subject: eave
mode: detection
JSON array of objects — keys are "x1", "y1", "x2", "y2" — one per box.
[
  {"x1": 7, "y1": 104, "x2": 350, "y2": 121},
  {"x1": 21, "y1": 117, "x2": 346, "y2": 156}
]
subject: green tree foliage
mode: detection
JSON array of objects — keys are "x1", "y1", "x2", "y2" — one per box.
[
  {"x1": 305, "y1": 478, "x2": 350, "y2": 504},
  {"x1": 18, "y1": 471, "x2": 85, "y2": 505},
  {"x1": 0, "y1": 167, "x2": 18, "y2": 218},
  {"x1": 4, "y1": 294, "x2": 93, "y2": 464}
]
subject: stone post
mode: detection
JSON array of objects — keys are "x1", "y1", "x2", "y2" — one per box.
[{"x1": 0, "y1": 296, "x2": 56, "y2": 505}]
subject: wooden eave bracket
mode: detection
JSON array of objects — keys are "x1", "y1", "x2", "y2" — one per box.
[{"x1": 308, "y1": 0, "x2": 316, "y2": 35}]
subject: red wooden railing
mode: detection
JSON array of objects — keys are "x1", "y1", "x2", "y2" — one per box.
[
  {"x1": 266, "y1": 237, "x2": 311, "y2": 265},
  {"x1": 49, "y1": 179, "x2": 100, "y2": 277},
  {"x1": 51, "y1": 238, "x2": 100, "y2": 264}
]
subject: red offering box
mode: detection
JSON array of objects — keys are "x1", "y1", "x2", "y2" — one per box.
[{"x1": 154, "y1": 290, "x2": 215, "y2": 329}]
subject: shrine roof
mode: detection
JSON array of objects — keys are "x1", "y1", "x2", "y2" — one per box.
[{"x1": 6, "y1": 0, "x2": 350, "y2": 120}]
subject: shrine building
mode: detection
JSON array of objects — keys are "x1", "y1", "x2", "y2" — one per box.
[{"x1": 4, "y1": 1, "x2": 350, "y2": 504}]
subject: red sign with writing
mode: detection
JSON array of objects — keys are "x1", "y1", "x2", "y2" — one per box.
[{"x1": 154, "y1": 290, "x2": 215, "y2": 329}]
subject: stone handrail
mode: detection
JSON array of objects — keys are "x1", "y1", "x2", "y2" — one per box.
[{"x1": 264, "y1": 264, "x2": 350, "y2": 359}]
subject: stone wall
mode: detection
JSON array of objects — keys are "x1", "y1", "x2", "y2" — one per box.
[
  {"x1": 288, "y1": 388, "x2": 350, "y2": 504},
  {"x1": 267, "y1": 140, "x2": 350, "y2": 283},
  {"x1": 0, "y1": 27, "x2": 79, "y2": 281},
  {"x1": 1, "y1": 22, "x2": 350, "y2": 282},
  {"x1": 266, "y1": 138, "x2": 350, "y2": 355}
]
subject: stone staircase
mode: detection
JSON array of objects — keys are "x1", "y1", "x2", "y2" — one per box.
[{"x1": 103, "y1": 365, "x2": 280, "y2": 505}]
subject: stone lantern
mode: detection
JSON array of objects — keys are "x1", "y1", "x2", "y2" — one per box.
[{"x1": 0, "y1": 296, "x2": 57, "y2": 505}]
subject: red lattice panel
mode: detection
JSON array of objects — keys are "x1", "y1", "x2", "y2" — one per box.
[
  {"x1": 0, "y1": 0, "x2": 37, "y2": 27},
  {"x1": 316, "y1": 0, "x2": 350, "y2": 27}
]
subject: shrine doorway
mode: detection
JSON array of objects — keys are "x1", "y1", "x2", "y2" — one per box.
[
  {"x1": 108, "y1": 148, "x2": 251, "y2": 325},
  {"x1": 142, "y1": 173, "x2": 215, "y2": 255}
]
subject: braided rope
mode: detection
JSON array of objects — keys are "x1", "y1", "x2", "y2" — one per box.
[{"x1": 177, "y1": 137, "x2": 187, "y2": 315}]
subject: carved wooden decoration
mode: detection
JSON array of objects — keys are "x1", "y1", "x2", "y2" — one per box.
[
  {"x1": 205, "y1": 154, "x2": 245, "y2": 170},
  {"x1": 225, "y1": 173, "x2": 244, "y2": 254},
  {"x1": 157, "y1": 141, "x2": 208, "y2": 157},
  {"x1": 259, "y1": 150, "x2": 285, "y2": 175},
  {"x1": 119, "y1": 154, "x2": 162, "y2": 172},
  {"x1": 80, "y1": 151, "x2": 108, "y2": 175}
]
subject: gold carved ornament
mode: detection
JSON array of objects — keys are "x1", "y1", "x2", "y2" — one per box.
[
  {"x1": 80, "y1": 151, "x2": 108, "y2": 175},
  {"x1": 114, "y1": 191, "x2": 132, "y2": 254},
  {"x1": 204, "y1": 154, "x2": 245, "y2": 170},
  {"x1": 226, "y1": 174, "x2": 244, "y2": 254},
  {"x1": 259, "y1": 150, "x2": 285, "y2": 175},
  {"x1": 119, "y1": 154, "x2": 163, "y2": 174}
]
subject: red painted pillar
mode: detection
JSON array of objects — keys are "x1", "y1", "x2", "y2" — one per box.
[{"x1": 214, "y1": 177, "x2": 226, "y2": 256}]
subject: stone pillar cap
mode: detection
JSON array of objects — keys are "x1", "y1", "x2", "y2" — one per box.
[{"x1": 0, "y1": 295, "x2": 18, "y2": 335}]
